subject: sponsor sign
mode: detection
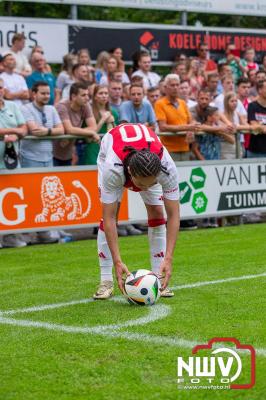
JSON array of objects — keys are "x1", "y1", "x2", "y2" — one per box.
[
  {"x1": 0, "y1": 18, "x2": 68, "y2": 63},
  {"x1": 128, "y1": 159, "x2": 266, "y2": 220},
  {"x1": 177, "y1": 338, "x2": 256, "y2": 390},
  {"x1": 1, "y1": 159, "x2": 266, "y2": 232},
  {"x1": 69, "y1": 24, "x2": 266, "y2": 62},
  {"x1": 1, "y1": 17, "x2": 265, "y2": 63},
  {"x1": 0, "y1": 167, "x2": 128, "y2": 234}
]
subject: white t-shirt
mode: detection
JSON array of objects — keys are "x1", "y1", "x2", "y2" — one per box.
[
  {"x1": 10, "y1": 50, "x2": 32, "y2": 75},
  {"x1": 132, "y1": 70, "x2": 161, "y2": 89},
  {"x1": 100, "y1": 72, "x2": 130, "y2": 85},
  {"x1": 0, "y1": 71, "x2": 28, "y2": 106},
  {"x1": 214, "y1": 93, "x2": 247, "y2": 116},
  {"x1": 97, "y1": 127, "x2": 179, "y2": 204}
]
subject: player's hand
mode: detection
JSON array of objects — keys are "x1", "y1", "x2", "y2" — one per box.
[
  {"x1": 114, "y1": 261, "x2": 131, "y2": 293},
  {"x1": 158, "y1": 259, "x2": 172, "y2": 290}
]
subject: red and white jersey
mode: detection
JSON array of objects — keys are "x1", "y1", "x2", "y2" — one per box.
[{"x1": 97, "y1": 123, "x2": 179, "y2": 204}]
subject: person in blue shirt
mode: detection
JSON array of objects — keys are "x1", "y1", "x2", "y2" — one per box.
[
  {"x1": 26, "y1": 53, "x2": 59, "y2": 105},
  {"x1": 119, "y1": 84, "x2": 156, "y2": 130}
]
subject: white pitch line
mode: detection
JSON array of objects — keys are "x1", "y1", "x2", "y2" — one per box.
[
  {"x1": 171, "y1": 272, "x2": 266, "y2": 291},
  {"x1": 0, "y1": 272, "x2": 265, "y2": 357},
  {"x1": 0, "y1": 298, "x2": 95, "y2": 316},
  {"x1": 0, "y1": 304, "x2": 170, "y2": 334},
  {"x1": 2, "y1": 272, "x2": 265, "y2": 316},
  {"x1": 0, "y1": 314, "x2": 265, "y2": 357}
]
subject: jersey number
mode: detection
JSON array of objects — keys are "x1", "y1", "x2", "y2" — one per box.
[{"x1": 119, "y1": 124, "x2": 155, "y2": 143}]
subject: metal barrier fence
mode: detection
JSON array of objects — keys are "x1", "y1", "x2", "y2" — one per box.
[
  {"x1": 13, "y1": 129, "x2": 261, "y2": 160},
  {"x1": 1, "y1": 130, "x2": 266, "y2": 234}
]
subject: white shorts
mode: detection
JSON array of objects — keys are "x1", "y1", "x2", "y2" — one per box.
[{"x1": 99, "y1": 181, "x2": 164, "y2": 206}]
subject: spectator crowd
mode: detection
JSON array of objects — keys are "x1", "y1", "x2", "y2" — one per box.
[{"x1": 1, "y1": 32, "x2": 266, "y2": 246}]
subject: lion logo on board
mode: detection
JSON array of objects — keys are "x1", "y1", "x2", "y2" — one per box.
[{"x1": 35, "y1": 176, "x2": 91, "y2": 223}]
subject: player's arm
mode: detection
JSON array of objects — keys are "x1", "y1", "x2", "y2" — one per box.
[
  {"x1": 102, "y1": 201, "x2": 130, "y2": 292},
  {"x1": 159, "y1": 198, "x2": 180, "y2": 289}
]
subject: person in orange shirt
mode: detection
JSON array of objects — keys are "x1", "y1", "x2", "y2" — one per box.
[{"x1": 154, "y1": 73, "x2": 198, "y2": 161}]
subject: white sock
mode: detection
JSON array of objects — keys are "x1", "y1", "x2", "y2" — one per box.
[
  {"x1": 97, "y1": 228, "x2": 113, "y2": 282},
  {"x1": 148, "y1": 224, "x2": 166, "y2": 274}
]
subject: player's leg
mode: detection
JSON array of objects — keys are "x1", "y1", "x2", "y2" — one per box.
[
  {"x1": 140, "y1": 185, "x2": 174, "y2": 297},
  {"x1": 145, "y1": 204, "x2": 166, "y2": 275},
  {"x1": 94, "y1": 198, "x2": 123, "y2": 299},
  {"x1": 93, "y1": 218, "x2": 114, "y2": 299}
]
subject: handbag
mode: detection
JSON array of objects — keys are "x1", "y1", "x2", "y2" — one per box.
[{"x1": 3, "y1": 142, "x2": 18, "y2": 169}]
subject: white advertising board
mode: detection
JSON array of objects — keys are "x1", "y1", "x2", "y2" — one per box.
[
  {"x1": 0, "y1": 19, "x2": 68, "y2": 63},
  {"x1": 128, "y1": 159, "x2": 266, "y2": 220}
]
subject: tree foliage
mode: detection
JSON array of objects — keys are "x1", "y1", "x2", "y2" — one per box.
[{"x1": 1, "y1": 1, "x2": 266, "y2": 29}]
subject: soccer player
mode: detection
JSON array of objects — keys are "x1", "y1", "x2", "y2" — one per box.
[{"x1": 93, "y1": 123, "x2": 180, "y2": 299}]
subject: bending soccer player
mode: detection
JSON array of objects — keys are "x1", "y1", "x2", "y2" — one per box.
[{"x1": 93, "y1": 123, "x2": 180, "y2": 299}]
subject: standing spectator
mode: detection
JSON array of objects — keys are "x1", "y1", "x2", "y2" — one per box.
[
  {"x1": 187, "y1": 59, "x2": 205, "y2": 100},
  {"x1": 20, "y1": 81, "x2": 64, "y2": 244},
  {"x1": 196, "y1": 43, "x2": 217, "y2": 76},
  {"x1": 54, "y1": 82, "x2": 99, "y2": 166},
  {"x1": 247, "y1": 80, "x2": 266, "y2": 158},
  {"x1": 119, "y1": 84, "x2": 156, "y2": 129},
  {"x1": 248, "y1": 69, "x2": 258, "y2": 99},
  {"x1": 84, "y1": 84, "x2": 118, "y2": 165},
  {"x1": 191, "y1": 105, "x2": 222, "y2": 229},
  {"x1": 108, "y1": 79, "x2": 123, "y2": 116},
  {"x1": 237, "y1": 77, "x2": 252, "y2": 155},
  {"x1": 218, "y1": 44, "x2": 248, "y2": 82},
  {"x1": 61, "y1": 63, "x2": 91, "y2": 101},
  {"x1": 244, "y1": 47, "x2": 259, "y2": 72},
  {"x1": 30, "y1": 46, "x2": 52, "y2": 73},
  {"x1": 155, "y1": 73, "x2": 198, "y2": 230},
  {"x1": 159, "y1": 78, "x2": 166, "y2": 97},
  {"x1": 261, "y1": 54, "x2": 266, "y2": 72},
  {"x1": 191, "y1": 106, "x2": 221, "y2": 161},
  {"x1": 0, "y1": 77, "x2": 28, "y2": 248},
  {"x1": 20, "y1": 81, "x2": 64, "y2": 166},
  {"x1": 9, "y1": 33, "x2": 31, "y2": 76},
  {"x1": 178, "y1": 79, "x2": 197, "y2": 108},
  {"x1": 190, "y1": 90, "x2": 233, "y2": 160},
  {"x1": 223, "y1": 92, "x2": 250, "y2": 159},
  {"x1": 99, "y1": 56, "x2": 129, "y2": 85},
  {"x1": 77, "y1": 48, "x2": 94, "y2": 82},
  {"x1": 95, "y1": 51, "x2": 110, "y2": 84},
  {"x1": 26, "y1": 53, "x2": 59, "y2": 105},
  {"x1": 56, "y1": 53, "x2": 77, "y2": 96},
  {"x1": 154, "y1": 74, "x2": 197, "y2": 161},
  {"x1": 214, "y1": 75, "x2": 246, "y2": 118},
  {"x1": 132, "y1": 52, "x2": 160, "y2": 90},
  {"x1": 249, "y1": 70, "x2": 266, "y2": 99},
  {"x1": 173, "y1": 53, "x2": 187, "y2": 63},
  {"x1": 109, "y1": 47, "x2": 126, "y2": 72},
  {"x1": 206, "y1": 73, "x2": 220, "y2": 100},
  {"x1": 147, "y1": 86, "x2": 161, "y2": 109},
  {"x1": 172, "y1": 62, "x2": 187, "y2": 81},
  {"x1": 0, "y1": 53, "x2": 29, "y2": 106}
]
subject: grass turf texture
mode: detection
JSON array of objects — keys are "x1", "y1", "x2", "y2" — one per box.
[{"x1": 0, "y1": 224, "x2": 265, "y2": 400}]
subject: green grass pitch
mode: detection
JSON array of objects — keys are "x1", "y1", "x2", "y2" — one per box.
[{"x1": 0, "y1": 224, "x2": 265, "y2": 400}]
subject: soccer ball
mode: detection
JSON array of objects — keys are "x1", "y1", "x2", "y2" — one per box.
[{"x1": 124, "y1": 269, "x2": 161, "y2": 306}]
